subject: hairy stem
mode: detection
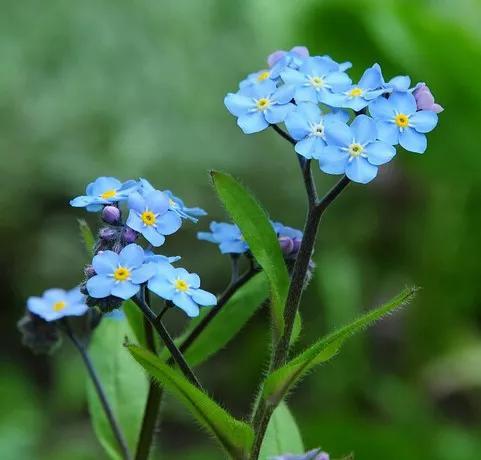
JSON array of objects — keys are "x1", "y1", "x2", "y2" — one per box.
[
  {"x1": 133, "y1": 296, "x2": 203, "y2": 389},
  {"x1": 250, "y1": 168, "x2": 350, "y2": 457},
  {"x1": 63, "y1": 320, "x2": 131, "y2": 460},
  {"x1": 135, "y1": 289, "x2": 163, "y2": 460}
]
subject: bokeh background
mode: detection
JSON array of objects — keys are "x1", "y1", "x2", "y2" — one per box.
[{"x1": 1, "y1": 0, "x2": 481, "y2": 459}]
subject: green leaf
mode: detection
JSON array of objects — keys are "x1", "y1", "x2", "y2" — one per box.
[
  {"x1": 78, "y1": 219, "x2": 95, "y2": 257},
  {"x1": 259, "y1": 401, "x2": 304, "y2": 459},
  {"x1": 181, "y1": 272, "x2": 269, "y2": 366},
  {"x1": 210, "y1": 171, "x2": 290, "y2": 339},
  {"x1": 87, "y1": 318, "x2": 148, "y2": 460},
  {"x1": 128, "y1": 344, "x2": 254, "y2": 459},
  {"x1": 263, "y1": 287, "x2": 417, "y2": 406},
  {"x1": 123, "y1": 300, "x2": 147, "y2": 348}
]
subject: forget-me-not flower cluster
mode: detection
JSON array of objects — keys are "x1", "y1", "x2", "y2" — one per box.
[{"x1": 224, "y1": 46, "x2": 443, "y2": 184}]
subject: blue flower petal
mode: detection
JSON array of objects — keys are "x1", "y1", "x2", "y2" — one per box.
[
  {"x1": 294, "y1": 86, "x2": 318, "y2": 104},
  {"x1": 172, "y1": 292, "x2": 200, "y2": 317},
  {"x1": 376, "y1": 121, "x2": 400, "y2": 145},
  {"x1": 92, "y1": 251, "x2": 118, "y2": 275},
  {"x1": 155, "y1": 210, "x2": 182, "y2": 235},
  {"x1": 146, "y1": 190, "x2": 169, "y2": 215},
  {"x1": 219, "y1": 240, "x2": 248, "y2": 254},
  {"x1": 126, "y1": 211, "x2": 144, "y2": 233},
  {"x1": 66, "y1": 287, "x2": 84, "y2": 304},
  {"x1": 142, "y1": 226, "x2": 165, "y2": 247},
  {"x1": 390, "y1": 92, "x2": 417, "y2": 115},
  {"x1": 87, "y1": 275, "x2": 115, "y2": 298},
  {"x1": 325, "y1": 71, "x2": 352, "y2": 91},
  {"x1": 148, "y1": 276, "x2": 176, "y2": 300},
  {"x1": 399, "y1": 128, "x2": 427, "y2": 153},
  {"x1": 44, "y1": 288, "x2": 67, "y2": 302},
  {"x1": 185, "y1": 273, "x2": 201, "y2": 289},
  {"x1": 111, "y1": 281, "x2": 139, "y2": 300},
  {"x1": 351, "y1": 115, "x2": 377, "y2": 144},
  {"x1": 70, "y1": 196, "x2": 94, "y2": 207},
  {"x1": 197, "y1": 231, "x2": 217, "y2": 243},
  {"x1": 224, "y1": 93, "x2": 254, "y2": 117},
  {"x1": 90, "y1": 177, "x2": 122, "y2": 196},
  {"x1": 265, "y1": 103, "x2": 293, "y2": 124},
  {"x1": 295, "y1": 137, "x2": 325, "y2": 159},
  {"x1": 237, "y1": 112, "x2": 269, "y2": 134},
  {"x1": 191, "y1": 289, "x2": 217, "y2": 306},
  {"x1": 410, "y1": 111, "x2": 438, "y2": 133},
  {"x1": 27, "y1": 297, "x2": 48, "y2": 316},
  {"x1": 273, "y1": 84, "x2": 295, "y2": 104},
  {"x1": 366, "y1": 141, "x2": 396, "y2": 166},
  {"x1": 325, "y1": 121, "x2": 351, "y2": 147},
  {"x1": 388, "y1": 75, "x2": 411, "y2": 91},
  {"x1": 369, "y1": 97, "x2": 395, "y2": 120},
  {"x1": 128, "y1": 192, "x2": 146, "y2": 213},
  {"x1": 318, "y1": 146, "x2": 349, "y2": 174},
  {"x1": 285, "y1": 110, "x2": 312, "y2": 141},
  {"x1": 119, "y1": 244, "x2": 144, "y2": 268},
  {"x1": 345, "y1": 157, "x2": 378, "y2": 184},
  {"x1": 358, "y1": 64, "x2": 383, "y2": 90},
  {"x1": 280, "y1": 68, "x2": 305, "y2": 85}
]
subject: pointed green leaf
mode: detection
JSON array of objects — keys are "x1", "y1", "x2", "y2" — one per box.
[
  {"x1": 259, "y1": 402, "x2": 304, "y2": 459},
  {"x1": 179, "y1": 272, "x2": 269, "y2": 366},
  {"x1": 128, "y1": 344, "x2": 254, "y2": 459},
  {"x1": 87, "y1": 317, "x2": 148, "y2": 459},
  {"x1": 210, "y1": 171, "x2": 291, "y2": 339},
  {"x1": 78, "y1": 219, "x2": 95, "y2": 257},
  {"x1": 123, "y1": 300, "x2": 147, "y2": 348},
  {"x1": 263, "y1": 287, "x2": 417, "y2": 406}
]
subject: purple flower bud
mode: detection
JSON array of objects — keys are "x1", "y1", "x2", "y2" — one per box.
[
  {"x1": 413, "y1": 83, "x2": 444, "y2": 113},
  {"x1": 291, "y1": 237, "x2": 302, "y2": 254},
  {"x1": 102, "y1": 205, "x2": 121, "y2": 224},
  {"x1": 267, "y1": 46, "x2": 309, "y2": 67},
  {"x1": 84, "y1": 264, "x2": 96, "y2": 278},
  {"x1": 279, "y1": 236, "x2": 295, "y2": 255},
  {"x1": 122, "y1": 227, "x2": 138, "y2": 243},
  {"x1": 99, "y1": 227, "x2": 117, "y2": 241}
]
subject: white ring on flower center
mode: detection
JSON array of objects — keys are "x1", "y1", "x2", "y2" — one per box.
[{"x1": 309, "y1": 121, "x2": 325, "y2": 138}]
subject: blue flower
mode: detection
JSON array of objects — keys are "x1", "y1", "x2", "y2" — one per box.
[
  {"x1": 280, "y1": 56, "x2": 352, "y2": 105},
  {"x1": 126, "y1": 189, "x2": 182, "y2": 247},
  {"x1": 139, "y1": 178, "x2": 206, "y2": 223},
  {"x1": 86, "y1": 244, "x2": 156, "y2": 300},
  {"x1": 70, "y1": 177, "x2": 138, "y2": 212},
  {"x1": 284, "y1": 102, "x2": 349, "y2": 159},
  {"x1": 148, "y1": 265, "x2": 217, "y2": 317},
  {"x1": 368, "y1": 91, "x2": 439, "y2": 153},
  {"x1": 318, "y1": 114, "x2": 396, "y2": 184},
  {"x1": 268, "y1": 46, "x2": 310, "y2": 78},
  {"x1": 197, "y1": 222, "x2": 249, "y2": 254},
  {"x1": 239, "y1": 69, "x2": 275, "y2": 90},
  {"x1": 27, "y1": 287, "x2": 88, "y2": 322},
  {"x1": 325, "y1": 64, "x2": 389, "y2": 111},
  {"x1": 224, "y1": 80, "x2": 295, "y2": 134},
  {"x1": 144, "y1": 250, "x2": 181, "y2": 265}
]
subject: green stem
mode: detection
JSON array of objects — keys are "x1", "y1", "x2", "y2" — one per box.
[
  {"x1": 133, "y1": 295, "x2": 203, "y2": 389},
  {"x1": 62, "y1": 320, "x2": 132, "y2": 460}
]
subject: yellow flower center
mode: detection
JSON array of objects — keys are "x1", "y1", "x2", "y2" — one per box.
[
  {"x1": 52, "y1": 300, "x2": 66, "y2": 312},
  {"x1": 175, "y1": 279, "x2": 189, "y2": 292},
  {"x1": 101, "y1": 189, "x2": 117, "y2": 199},
  {"x1": 348, "y1": 143, "x2": 364, "y2": 157},
  {"x1": 309, "y1": 76, "x2": 325, "y2": 88},
  {"x1": 141, "y1": 210, "x2": 156, "y2": 226},
  {"x1": 257, "y1": 71, "x2": 270, "y2": 82},
  {"x1": 256, "y1": 98, "x2": 270, "y2": 111},
  {"x1": 348, "y1": 87, "x2": 363, "y2": 97},
  {"x1": 394, "y1": 113, "x2": 410, "y2": 128},
  {"x1": 114, "y1": 266, "x2": 131, "y2": 281}
]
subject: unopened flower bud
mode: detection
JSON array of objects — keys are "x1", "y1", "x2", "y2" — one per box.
[
  {"x1": 17, "y1": 312, "x2": 61, "y2": 355},
  {"x1": 413, "y1": 83, "x2": 444, "y2": 113},
  {"x1": 99, "y1": 227, "x2": 117, "y2": 241},
  {"x1": 122, "y1": 227, "x2": 138, "y2": 244},
  {"x1": 279, "y1": 236, "x2": 295, "y2": 255},
  {"x1": 291, "y1": 238, "x2": 302, "y2": 254},
  {"x1": 102, "y1": 205, "x2": 121, "y2": 224}
]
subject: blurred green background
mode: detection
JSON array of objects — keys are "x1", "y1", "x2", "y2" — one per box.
[{"x1": 1, "y1": 0, "x2": 481, "y2": 458}]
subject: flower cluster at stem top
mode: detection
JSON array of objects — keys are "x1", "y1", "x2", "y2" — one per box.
[{"x1": 224, "y1": 46, "x2": 443, "y2": 184}]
